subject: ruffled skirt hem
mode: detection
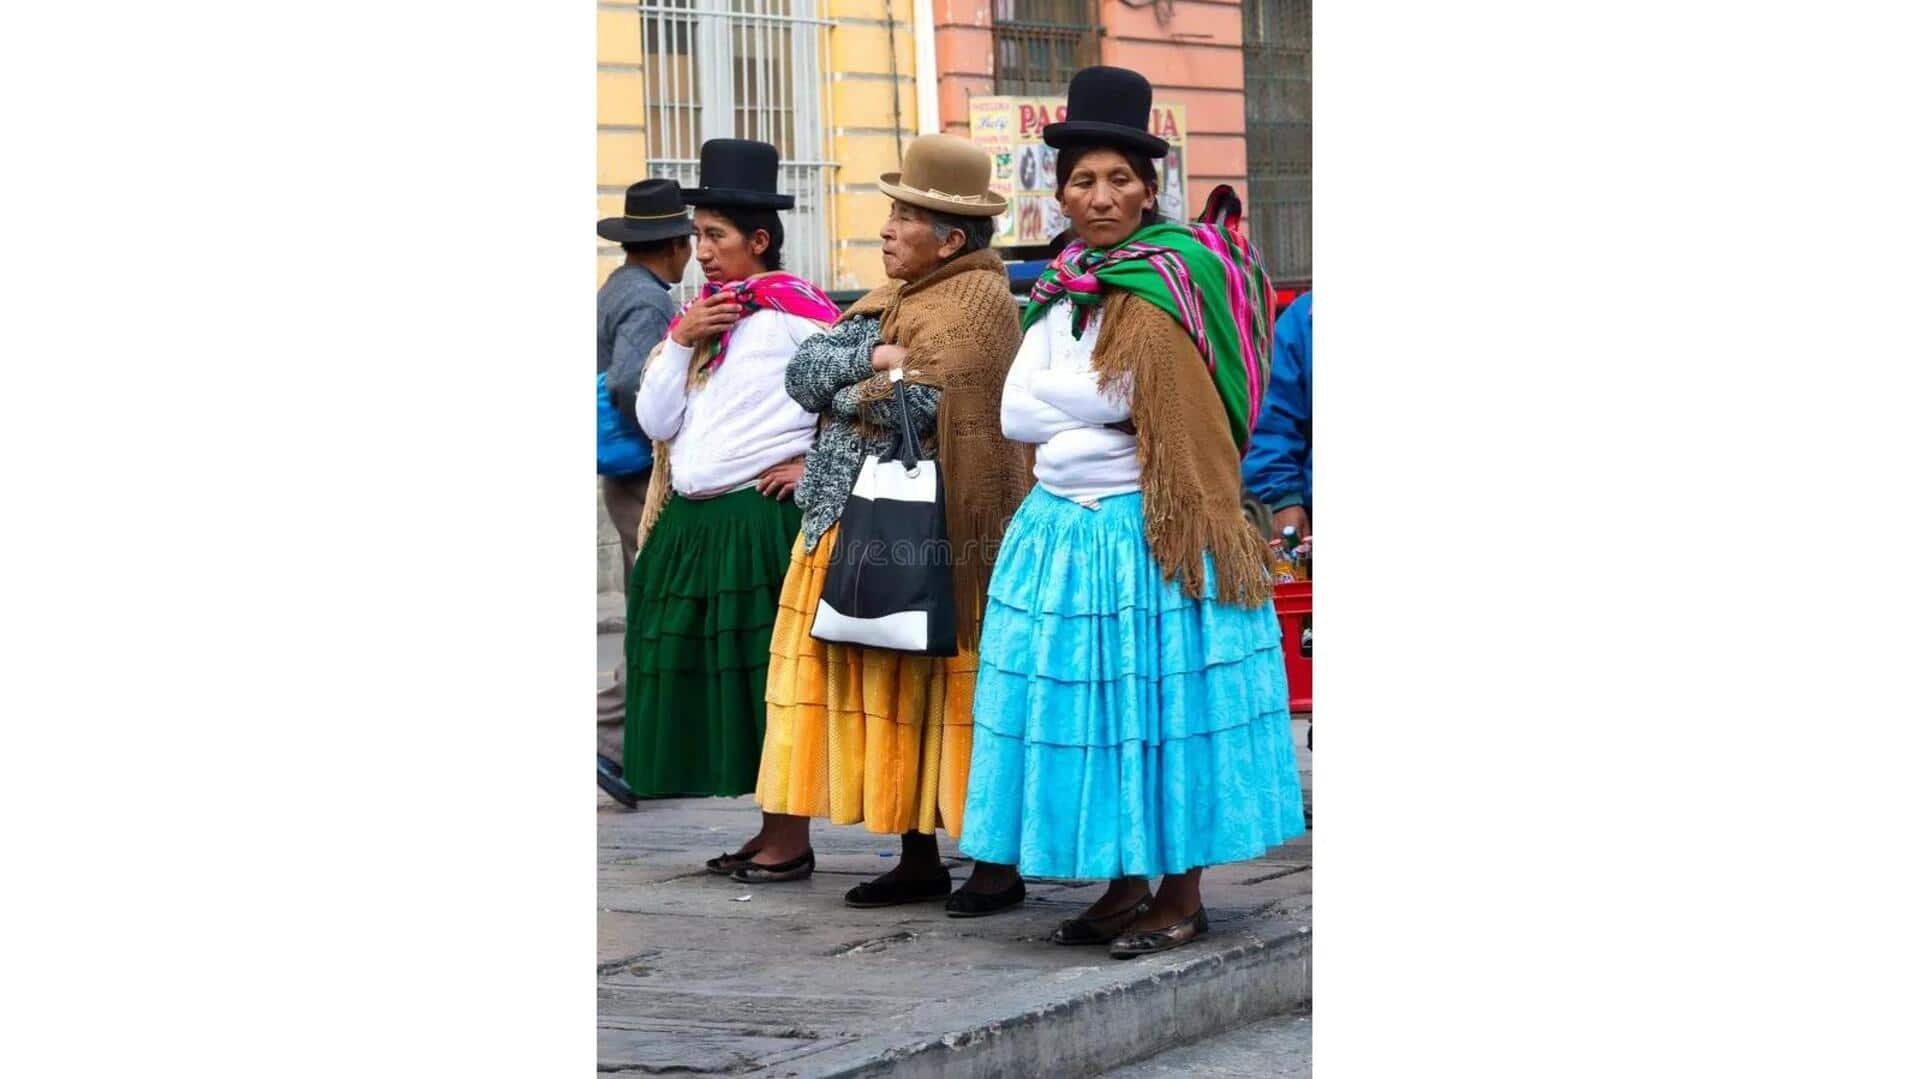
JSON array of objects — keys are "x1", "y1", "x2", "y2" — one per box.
[{"x1": 958, "y1": 488, "x2": 1306, "y2": 877}]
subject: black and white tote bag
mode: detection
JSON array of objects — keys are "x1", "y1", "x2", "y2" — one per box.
[{"x1": 809, "y1": 367, "x2": 958, "y2": 656}]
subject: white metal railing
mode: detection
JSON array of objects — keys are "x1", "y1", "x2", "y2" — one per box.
[{"x1": 636, "y1": 0, "x2": 835, "y2": 295}]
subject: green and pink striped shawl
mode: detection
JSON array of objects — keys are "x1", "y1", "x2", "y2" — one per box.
[{"x1": 1021, "y1": 221, "x2": 1275, "y2": 451}]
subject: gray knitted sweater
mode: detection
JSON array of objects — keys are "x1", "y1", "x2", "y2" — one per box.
[{"x1": 785, "y1": 315, "x2": 941, "y2": 551}]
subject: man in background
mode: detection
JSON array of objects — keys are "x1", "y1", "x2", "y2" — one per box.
[
  {"x1": 597, "y1": 179, "x2": 693, "y2": 806},
  {"x1": 1244, "y1": 290, "x2": 1313, "y2": 538}
]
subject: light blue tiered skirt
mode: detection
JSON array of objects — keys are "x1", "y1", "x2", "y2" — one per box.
[{"x1": 958, "y1": 488, "x2": 1307, "y2": 880}]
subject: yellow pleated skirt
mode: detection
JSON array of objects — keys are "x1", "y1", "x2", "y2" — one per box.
[{"x1": 755, "y1": 524, "x2": 978, "y2": 837}]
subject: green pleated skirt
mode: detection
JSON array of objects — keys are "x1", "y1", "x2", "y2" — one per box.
[{"x1": 623, "y1": 486, "x2": 802, "y2": 796}]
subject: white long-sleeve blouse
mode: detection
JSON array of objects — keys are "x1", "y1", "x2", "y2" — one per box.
[
  {"x1": 999, "y1": 302, "x2": 1142, "y2": 503},
  {"x1": 635, "y1": 308, "x2": 824, "y2": 497}
]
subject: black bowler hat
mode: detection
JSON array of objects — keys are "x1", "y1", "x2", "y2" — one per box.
[
  {"x1": 680, "y1": 138, "x2": 796, "y2": 210},
  {"x1": 1042, "y1": 66, "x2": 1170, "y2": 159},
  {"x1": 597, "y1": 179, "x2": 694, "y2": 244}
]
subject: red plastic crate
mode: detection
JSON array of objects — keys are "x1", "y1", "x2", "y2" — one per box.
[{"x1": 1272, "y1": 580, "x2": 1312, "y2": 714}]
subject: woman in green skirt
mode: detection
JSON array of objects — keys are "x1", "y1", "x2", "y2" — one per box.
[{"x1": 625, "y1": 140, "x2": 839, "y2": 831}]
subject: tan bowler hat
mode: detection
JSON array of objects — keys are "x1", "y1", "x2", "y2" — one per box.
[{"x1": 877, "y1": 133, "x2": 1008, "y2": 218}]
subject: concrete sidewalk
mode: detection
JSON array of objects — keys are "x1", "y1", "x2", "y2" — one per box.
[
  {"x1": 597, "y1": 720, "x2": 1311, "y2": 1076},
  {"x1": 598, "y1": 591, "x2": 625, "y2": 635}
]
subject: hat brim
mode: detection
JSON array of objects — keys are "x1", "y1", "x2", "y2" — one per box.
[
  {"x1": 1041, "y1": 121, "x2": 1170, "y2": 159},
  {"x1": 876, "y1": 174, "x2": 1007, "y2": 218},
  {"x1": 680, "y1": 187, "x2": 796, "y2": 210},
  {"x1": 597, "y1": 215, "x2": 693, "y2": 244}
]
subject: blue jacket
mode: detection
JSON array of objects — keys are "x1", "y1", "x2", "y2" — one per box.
[{"x1": 1242, "y1": 291, "x2": 1312, "y2": 511}]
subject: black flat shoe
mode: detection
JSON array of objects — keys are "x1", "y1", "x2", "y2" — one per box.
[
  {"x1": 729, "y1": 849, "x2": 815, "y2": 884},
  {"x1": 597, "y1": 753, "x2": 624, "y2": 779},
  {"x1": 1109, "y1": 907, "x2": 1209, "y2": 959},
  {"x1": 845, "y1": 872, "x2": 953, "y2": 908},
  {"x1": 944, "y1": 878, "x2": 1026, "y2": 918},
  {"x1": 1050, "y1": 897, "x2": 1152, "y2": 945},
  {"x1": 705, "y1": 844, "x2": 764, "y2": 875},
  {"x1": 597, "y1": 758, "x2": 637, "y2": 808}
]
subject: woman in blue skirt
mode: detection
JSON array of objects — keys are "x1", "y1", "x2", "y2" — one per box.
[{"x1": 958, "y1": 66, "x2": 1307, "y2": 958}]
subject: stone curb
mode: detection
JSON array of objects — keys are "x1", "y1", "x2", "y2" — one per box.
[{"x1": 769, "y1": 910, "x2": 1312, "y2": 1079}]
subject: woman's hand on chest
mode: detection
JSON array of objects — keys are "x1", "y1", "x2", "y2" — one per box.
[{"x1": 870, "y1": 343, "x2": 909, "y2": 372}]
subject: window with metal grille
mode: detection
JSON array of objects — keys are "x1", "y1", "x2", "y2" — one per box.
[
  {"x1": 635, "y1": 0, "x2": 833, "y2": 292},
  {"x1": 1243, "y1": 0, "x2": 1311, "y2": 281},
  {"x1": 991, "y1": 0, "x2": 1100, "y2": 96}
]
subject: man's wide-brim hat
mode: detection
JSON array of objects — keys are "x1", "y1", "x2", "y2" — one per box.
[
  {"x1": 597, "y1": 178, "x2": 694, "y2": 244},
  {"x1": 680, "y1": 138, "x2": 796, "y2": 210},
  {"x1": 1042, "y1": 65, "x2": 1170, "y2": 159},
  {"x1": 877, "y1": 133, "x2": 1007, "y2": 218}
]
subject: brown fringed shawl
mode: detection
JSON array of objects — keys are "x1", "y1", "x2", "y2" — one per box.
[
  {"x1": 630, "y1": 341, "x2": 675, "y2": 557},
  {"x1": 1088, "y1": 291, "x2": 1274, "y2": 609},
  {"x1": 843, "y1": 248, "x2": 1031, "y2": 650}
]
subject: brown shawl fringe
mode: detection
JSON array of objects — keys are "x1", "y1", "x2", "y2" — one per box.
[
  {"x1": 1090, "y1": 292, "x2": 1272, "y2": 609},
  {"x1": 631, "y1": 340, "x2": 676, "y2": 557}
]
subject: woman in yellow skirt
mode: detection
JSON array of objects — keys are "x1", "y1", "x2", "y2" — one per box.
[{"x1": 720, "y1": 135, "x2": 1032, "y2": 917}]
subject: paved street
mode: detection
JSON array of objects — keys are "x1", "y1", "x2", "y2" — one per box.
[{"x1": 597, "y1": 628, "x2": 1312, "y2": 1077}]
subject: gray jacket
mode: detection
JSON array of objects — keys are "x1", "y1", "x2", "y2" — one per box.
[
  {"x1": 785, "y1": 315, "x2": 940, "y2": 551},
  {"x1": 597, "y1": 264, "x2": 678, "y2": 426}
]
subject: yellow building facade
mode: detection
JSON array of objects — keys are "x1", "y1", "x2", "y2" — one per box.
[{"x1": 596, "y1": 0, "x2": 923, "y2": 293}]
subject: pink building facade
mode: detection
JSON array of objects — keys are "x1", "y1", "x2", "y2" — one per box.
[{"x1": 931, "y1": 1, "x2": 1251, "y2": 242}]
